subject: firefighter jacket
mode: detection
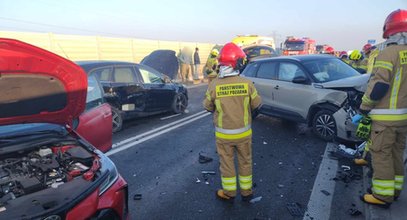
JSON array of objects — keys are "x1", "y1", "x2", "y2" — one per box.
[
  {"x1": 205, "y1": 56, "x2": 218, "y2": 77},
  {"x1": 351, "y1": 59, "x2": 367, "y2": 73},
  {"x1": 360, "y1": 45, "x2": 407, "y2": 126},
  {"x1": 203, "y1": 76, "x2": 262, "y2": 140},
  {"x1": 367, "y1": 49, "x2": 379, "y2": 73}
]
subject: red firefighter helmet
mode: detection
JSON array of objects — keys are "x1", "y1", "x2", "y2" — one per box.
[
  {"x1": 339, "y1": 51, "x2": 348, "y2": 59},
  {"x1": 383, "y1": 9, "x2": 407, "y2": 38},
  {"x1": 218, "y1": 42, "x2": 247, "y2": 69},
  {"x1": 325, "y1": 47, "x2": 335, "y2": 54},
  {"x1": 362, "y1": 44, "x2": 372, "y2": 53}
]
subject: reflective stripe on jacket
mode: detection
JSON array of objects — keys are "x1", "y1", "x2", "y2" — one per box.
[{"x1": 203, "y1": 75, "x2": 261, "y2": 140}]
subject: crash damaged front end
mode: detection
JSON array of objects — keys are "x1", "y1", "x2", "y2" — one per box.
[{"x1": 333, "y1": 90, "x2": 364, "y2": 142}]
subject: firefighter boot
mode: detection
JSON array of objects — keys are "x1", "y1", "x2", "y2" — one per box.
[
  {"x1": 360, "y1": 194, "x2": 391, "y2": 208},
  {"x1": 216, "y1": 189, "x2": 235, "y2": 203},
  {"x1": 367, "y1": 188, "x2": 399, "y2": 201},
  {"x1": 354, "y1": 158, "x2": 368, "y2": 166}
]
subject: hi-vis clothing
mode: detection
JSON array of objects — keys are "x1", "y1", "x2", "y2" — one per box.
[
  {"x1": 367, "y1": 49, "x2": 380, "y2": 73},
  {"x1": 203, "y1": 75, "x2": 261, "y2": 197},
  {"x1": 350, "y1": 59, "x2": 368, "y2": 73},
  {"x1": 205, "y1": 56, "x2": 218, "y2": 84},
  {"x1": 360, "y1": 45, "x2": 407, "y2": 203}
]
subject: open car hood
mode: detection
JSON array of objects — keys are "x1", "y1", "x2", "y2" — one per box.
[
  {"x1": 0, "y1": 38, "x2": 87, "y2": 126},
  {"x1": 318, "y1": 74, "x2": 370, "y2": 92}
]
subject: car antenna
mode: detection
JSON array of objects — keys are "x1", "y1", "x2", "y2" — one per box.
[{"x1": 57, "y1": 43, "x2": 70, "y2": 59}]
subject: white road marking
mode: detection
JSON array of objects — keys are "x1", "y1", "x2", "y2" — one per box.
[
  {"x1": 107, "y1": 111, "x2": 211, "y2": 156},
  {"x1": 160, "y1": 113, "x2": 181, "y2": 120},
  {"x1": 303, "y1": 142, "x2": 338, "y2": 220},
  {"x1": 112, "y1": 110, "x2": 207, "y2": 148}
]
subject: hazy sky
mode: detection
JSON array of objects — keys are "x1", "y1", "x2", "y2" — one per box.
[{"x1": 0, "y1": 0, "x2": 405, "y2": 51}]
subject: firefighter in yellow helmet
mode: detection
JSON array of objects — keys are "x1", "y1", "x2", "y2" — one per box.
[
  {"x1": 205, "y1": 49, "x2": 219, "y2": 84},
  {"x1": 349, "y1": 50, "x2": 367, "y2": 73},
  {"x1": 203, "y1": 42, "x2": 262, "y2": 202},
  {"x1": 356, "y1": 9, "x2": 407, "y2": 207}
]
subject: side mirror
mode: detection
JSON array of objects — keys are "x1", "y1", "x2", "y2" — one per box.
[{"x1": 292, "y1": 76, "x2": 308, "y2": 84}]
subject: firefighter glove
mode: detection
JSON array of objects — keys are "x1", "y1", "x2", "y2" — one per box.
[{"x1": 356, "y1": 116, "x2": 372, "y2": 140}]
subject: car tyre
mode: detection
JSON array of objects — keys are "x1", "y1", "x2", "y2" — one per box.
[
  {"x1": 111, "y1": 107, "x2": 123, "y2": 133},
  {"x1": 312, "y1": 110, "x2": 337, "y2": 141},
  {"x1": 172, "y1": 93, "x2": 188, "y2": 114}
]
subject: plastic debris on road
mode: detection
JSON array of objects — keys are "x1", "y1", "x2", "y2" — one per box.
[
  {"x1": 320, "y1": 190, "x2": 331, "y2": 196},
  {"x1": 201, "y1": 171, "x2": 216, "y2": 175},
  {"x1": 199, "y1": 153, "x2": 213, "y2": 164},
  {"x1": 286, "y1": 203, "x2": 304, "y2": 217},
  {"x1": 263, "y1": 141, "x2": 268, "y2": 144},
  {"x1": 249, "y1": 196, "x2": 262, "y2": 203},
  {"x1": 133, "y1": 194, "x2": 142, "y2": 200},
  {"x1": 196, "y1": 178, "x2": 201, "y2": 183}
]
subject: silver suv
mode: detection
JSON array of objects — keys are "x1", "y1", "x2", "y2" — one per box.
[{"x1": 242, "y1": 55, "x2": 369, "y2": 141}]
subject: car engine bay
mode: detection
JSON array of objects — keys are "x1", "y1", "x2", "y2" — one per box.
[{"x1": 0, "y1": 144, "x2": 99, "y2": 207}]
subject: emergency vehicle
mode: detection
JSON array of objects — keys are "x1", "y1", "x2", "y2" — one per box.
[
  {"x1": 232, "y1": 35, "x2": 275, "y2": 49},
  {"x1": 282, "y1": 37, "x2": 316, "y2": 55}
]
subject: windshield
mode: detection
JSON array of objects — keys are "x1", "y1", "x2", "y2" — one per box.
[
  {"x1": 303, "y1": 58, "x2": 361, "y2": 83},
  {"x1": 284, "y1": 42, "x2": 305, "y2": 51},
  {"x1": 243, "y1": 46, "x2": 276, "y2": 59}
]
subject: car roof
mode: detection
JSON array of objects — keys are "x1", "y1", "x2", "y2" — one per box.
[
  {"x1": 251, "y1": 54, "x2": 335, "y2": 63},
  {"x1": 76, "y1": 60, "x2": 136, "y2": 72}
]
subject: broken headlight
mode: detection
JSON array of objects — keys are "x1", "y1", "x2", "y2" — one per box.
[{"x1": 98, "y1": 155, "x2": 119, "y2": 195}]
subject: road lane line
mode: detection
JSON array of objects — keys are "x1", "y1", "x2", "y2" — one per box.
[
  {"x1": 112, "y1": 110, "x2": 207, "y2": 148},
  {"x1": 303, "y1": 143, "x2": 338, "y2": 220},
  {"x1": 160, "y1": 113, "x2": 181, "y2": 120},
  {"x1": 107, "y1": 112, "x2": 211, "y2": 156}
]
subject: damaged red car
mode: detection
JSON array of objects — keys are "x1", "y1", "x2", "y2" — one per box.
[{"x1": 0, "y1": 39, "x2": 128, "y2": 220}]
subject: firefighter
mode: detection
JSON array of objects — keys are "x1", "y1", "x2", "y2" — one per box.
[
  {"x1": 367, "y1": 46, "x2": 379, "y2": 73},
  {"x1": 357, "y1": 9, "x2": 407, "y2": 207},
  {"x1": 324, "y1": 46, "x2": 335, "y2": 55},
  {"x1": 349, "y1": 50, "x2": 367, "y2": 73},
  {"x1": 205, "y1": 49, "x2": 219, "y2": 84},
  {"x1": 203, "y1": 42, "x2": 262, "y2": 202},
  {"x1": 339, "y1": 51, "x2": 351, "y2": 64}
]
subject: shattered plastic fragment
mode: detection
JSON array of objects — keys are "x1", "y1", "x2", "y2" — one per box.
[
  {"x1": 196, "y1": 178, "x2": 201, "y2": 183},
  {"x1": 201, "y1": 171, "x2": 216, "y2": 175},
  {"x1": 249, "y1": 196, "x2": 262, "y2": 203},
  {"x1": 205, "y1": 181, "x2": 209, "y2": 185},
  {"x1": 133, "y1": 194, "x2": 142, "y2": 200},
  {"x1": 199, "y1": 153, "x2": 213, "y2": 164},
  {"x1": 263, "y1": 141, "x2": 268, "y2": 144},
  {"x1": 320, "y1": 190, "x2": 330, "y2": 196}
]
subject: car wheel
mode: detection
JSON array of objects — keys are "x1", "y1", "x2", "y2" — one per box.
[
  {"x1": 111, "y1": 107, "x2": 123, "y2": 133},
  {"x1": 172, "y1": 93, "x2": 188, "y2": 114},
  {"x1": 312, "y1": 110, "x2": 337, "y2": 141}
]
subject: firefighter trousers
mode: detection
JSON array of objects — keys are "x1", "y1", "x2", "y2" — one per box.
[
  {"x1": 216, "y1": 135, "x2": 253, "y2": 197},
  {"x1": 370, "y1": 122, "x2": 407, "y2": 203}
]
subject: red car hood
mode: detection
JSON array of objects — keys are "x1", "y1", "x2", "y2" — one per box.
[{"x1": 0, "y1": 38, "x2": 87, "y2": 126}]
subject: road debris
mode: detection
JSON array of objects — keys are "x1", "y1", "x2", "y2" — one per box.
[
  {"x1": 263, "y1": 141, "x2": 268, "y2": 145},
  {"x1": 286, "y1": 203, "x2": 304, "y2": 217},
  {"x1": 320, "y1": 190, "x2": 330, "y2": 196},
  {"x1": 201, "y1": 171, "x2": 216, "y2": 175},
  {"x1": 249, "y1": 196, "x2": 262, "y2": 203},
  {"x1": 196, "y1": 178, "x2": 201, "y2": 183},
  {"x1": 278, "y1": 184, "x2": 285, "y2": 188},
  {"x1": 348, "y1": 208, "x2": 362, "y2": 216},
  {"x1": 199, "y1": 153, "x2": 213, "y2": 164},
  {"x1": 205, "y1": 181, "x2": 209, "y2": 185},
  {"x1": 278, "y1": 162, "x2": 283, "y2": 165},
  {"x1": 333, "y1": 170, "x2": 362, "y2": 183},
  {"x1": 341, "y1": 165, "x2": 351, "y2": 171},
  {"x1": 133, "y1": 194, "x2": 142, "y2": 200}
]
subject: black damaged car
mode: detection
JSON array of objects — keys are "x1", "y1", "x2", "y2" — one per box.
[{"x1": 77, "y1": 61, "x2": 188, "y2": 132}]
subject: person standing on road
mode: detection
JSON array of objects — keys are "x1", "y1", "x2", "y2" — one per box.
[
  {"x1": 203, "y1": 42, "x2": 262, "y2": 202},
  {"x1": 193, "y1": 47, "x2": 201, "y2": 81},
  {"x1": 358, "y1": 9, "x2": 407, "y2": 208},
  {"x1": 178, "y1": 48, "x2": 192, "y2": 83},
  {"x1": 205, "y1": 49, "x2": 219, "y2": 84}
]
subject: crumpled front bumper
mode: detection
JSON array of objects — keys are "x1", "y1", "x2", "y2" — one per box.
[{"x1": 333, "y1": 108, "x2": 361, "y2": 142}]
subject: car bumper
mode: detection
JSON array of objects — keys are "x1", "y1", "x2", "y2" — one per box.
[
  {"x1": 333, "y1": 108, "x2": 361, "y2": 142},
  {"x1": 66, "y1": 175, "x2": 129, "y2": 220}
]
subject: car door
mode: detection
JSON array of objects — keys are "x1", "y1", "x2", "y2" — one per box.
[
  {"x1": 112, "y1": 65, "x2": 146, "y2": 111},
  {"x1": 76, "y1": 75, "x2": 112, "y2": 153},
  {"x1": 272, "y1": 62, "x2": 316, "y2": 121},
  {"x1": 136, "y1": 64, "x2": 176, "y2": 111},
  {"x1": 242, "y1": 61, "x2": 279, "y2": 115}
]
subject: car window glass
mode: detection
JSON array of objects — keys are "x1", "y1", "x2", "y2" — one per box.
[
  {"x1": 90, "y1": 67, "x2": 111, "y2": 81},
  {"x1": 139, "y1": 67, "x2": 163, "y2": 84},
  {"x1": 114, "y1": 67, "x2": 135, "y2": 83},
  {"x1": 277, "y1": 62, "x2": 305, "y2": 82},
  {"x1": 86, "y1": 75, "x2": 104, "y2": 110},
  {"x1": 242, "y1": 63, "x2": 259, "y2": 77},
  {"x1": 257, "y1": 62, "x2": 277, "y2": 79},
  {"x1": 303, "y1": 58, "x2": 360, "y2": 82}
]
